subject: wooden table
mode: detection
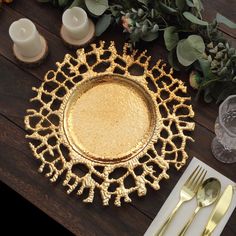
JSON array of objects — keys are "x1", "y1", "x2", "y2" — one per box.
[{"x1": 0, "y1": 1, "x2": 235, "y2": 235}]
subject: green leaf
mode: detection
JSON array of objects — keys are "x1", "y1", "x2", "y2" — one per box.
[
  {"x1": 186, "y1": 0, "x2": 194, "y2": 7},
  {"x1": 58, "y1": 0, "x2": 68, "y2": 7},
  {"x1": 70, "y1": 0, "x2": 78, "y2": 7},
  {"x1": 142, "y1": 24, "x2": 148, "y2": 34},
  {"x1": 192, "y1": 0, "x2": 202, "y2": 11},
  {"x1": 198, "y1": 58, "x2": 212, "y2": 80},
  {"x1": 177, "y1": 39, "x2": 195, "y2": 66},
  {"x1": 85, "y1": 0, "x2": 108, "y2": 16},
  {"x1": 175, "y1": 0, "x2": 185, "y2": 11},
  {"x1": 69, "y1": 0, "x2": 84, "y2": 8},
  {"x1": 95, "y1": 14, "x2": 112, "y2": 36},
  {"x1": 164, "y1": 26, "x2": 179, "y2": 51},
  {"x1": 159, "y1": 2, "x2": 177, "y2": 14},
  {"x1": 183, "y1": 12, "x2": 208, "y2": 26},
  {"x1": 141, "y1": 31, "x2": 159, "y2": 42},
  {"x1": 109, "y1": 4, "x2": 122, "y2": 17},
  {"x1": 185, "y1": 35, "x2": 205, "y2": 55},
  {"x1": 177, "y1": 35, "x2": 205, "y2": 66},
  {"x1": 138, "y1": 0, "x2": 148, "y2": 5},
  {"x1": 216, "y1": 13, "x2": 236, "y2": 29}
]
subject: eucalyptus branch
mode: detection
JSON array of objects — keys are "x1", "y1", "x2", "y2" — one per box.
[{"x1": 38, "y1": 0, "x2": 236, "y2": 103}]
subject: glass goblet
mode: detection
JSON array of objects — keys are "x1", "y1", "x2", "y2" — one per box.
[{"x1": 211, "y1": 95, "x2": 236, "y2": 163}]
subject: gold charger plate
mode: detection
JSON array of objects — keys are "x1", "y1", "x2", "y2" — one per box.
[
  {"x1": 25, "y1": 41, "x2": 195, "y2": 206},
  {"x1": 63, "y1": 74, "x2": 158, "y2": 164}
]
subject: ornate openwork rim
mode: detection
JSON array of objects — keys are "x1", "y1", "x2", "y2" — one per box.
[{"x1": 25, "y1": 41, "x2": 195, "y2": 206}]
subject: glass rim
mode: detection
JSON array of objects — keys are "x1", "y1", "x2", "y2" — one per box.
[{"x1": 219, "y1": 95, "x2": 236, "y2": 137}]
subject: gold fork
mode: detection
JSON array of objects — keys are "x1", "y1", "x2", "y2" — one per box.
[{"x1": 155, "y1": 165, "x2": 207, "y2": 236}]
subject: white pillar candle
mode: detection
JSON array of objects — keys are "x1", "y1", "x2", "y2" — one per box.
[
  {"x1": 62, "y1": 7, "x2": 89, "y2": 40},
  {"x1": 9, "y1": 18, "x2": 43, "y2": 58}
]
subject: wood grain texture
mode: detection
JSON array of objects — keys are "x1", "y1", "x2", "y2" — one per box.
[
  {"x1": 0, "y1": 1, "x2": 236, "y2": 235},
  {"x1": 0, "y1": 115, "x2": 152, "y2": 236},
  {"x1": 0, "y1": 5, "x2": 217, "y2": 134},
  {"x1": 202, "y1": 0, "x2": 236, "y2": 39}
]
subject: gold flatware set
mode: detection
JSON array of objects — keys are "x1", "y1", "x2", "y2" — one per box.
[
  {"x1": 201, "y1": 185, "x2": 234, "y2": 236},
  {"x1": 155, "y1": 166, "x2": 235, "y2": 236}
]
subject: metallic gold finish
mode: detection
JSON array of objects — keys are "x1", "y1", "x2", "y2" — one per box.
[
  {"x1": 201, "y1": 185, "x2": 234, "y2": 236},
  {"x1": 178, "y1": 178, "x2": 221, "y2": 236},
  {"x1": 25, "y1": 41, "x2": 195, "y2": 206},
  {"x1": 155, "y1": 166, "x2": 207, "y2": 236},
  {"x1": 64, "y1": 74, "x2": 156, "y2": 163}
]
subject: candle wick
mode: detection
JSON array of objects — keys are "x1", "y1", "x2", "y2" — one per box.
[
  {"x1": 20, "y1": 27, "x2": 26, "y2": 36},
  {"x1": 73, "y1": 16, "x2": 79, "y2": 22}
]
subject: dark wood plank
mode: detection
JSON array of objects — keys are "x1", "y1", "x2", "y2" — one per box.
[
  {"x1": 0, "y1": 57, "x2": 40, "y2": 127},
  {"x1": 0, "y1": 2, "x2": 236, "y2": 235},
  {"x1": 0, "y1": 114, "x2": 152, "y2": 236},
  {"x1": 202, "y1": 0, "x2": 236, "y2": 39},
  {"x1": 0, "y1": 55, "x2": 235, "y2": 235},
  {"x1": 1, "y1": 117, "x2": 235, "y2": 235},
  {"x1": 0, "y1": 3, "x2": 219, "y2": 134}
]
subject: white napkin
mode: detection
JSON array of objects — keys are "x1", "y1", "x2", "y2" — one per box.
[{"x1": 144, "y1": 157, "x2": 236, "y2": 236}]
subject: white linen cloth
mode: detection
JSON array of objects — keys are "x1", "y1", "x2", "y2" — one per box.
[{"x1": 144, "y1": 157, "x2": 236, "y2": 236}]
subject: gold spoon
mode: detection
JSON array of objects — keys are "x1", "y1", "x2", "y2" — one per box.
[{"x1": 178, "y1": 178, "x2": 221, "y2": 236}]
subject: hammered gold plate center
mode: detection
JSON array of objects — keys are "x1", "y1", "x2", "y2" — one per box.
[{"x1": 64, "y1": 75, "x2": 156, "y2": 163}]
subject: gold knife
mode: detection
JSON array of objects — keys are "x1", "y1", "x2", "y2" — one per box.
[{"x1": 201, "y1": 185, "x2": 234, "y2": 236}]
